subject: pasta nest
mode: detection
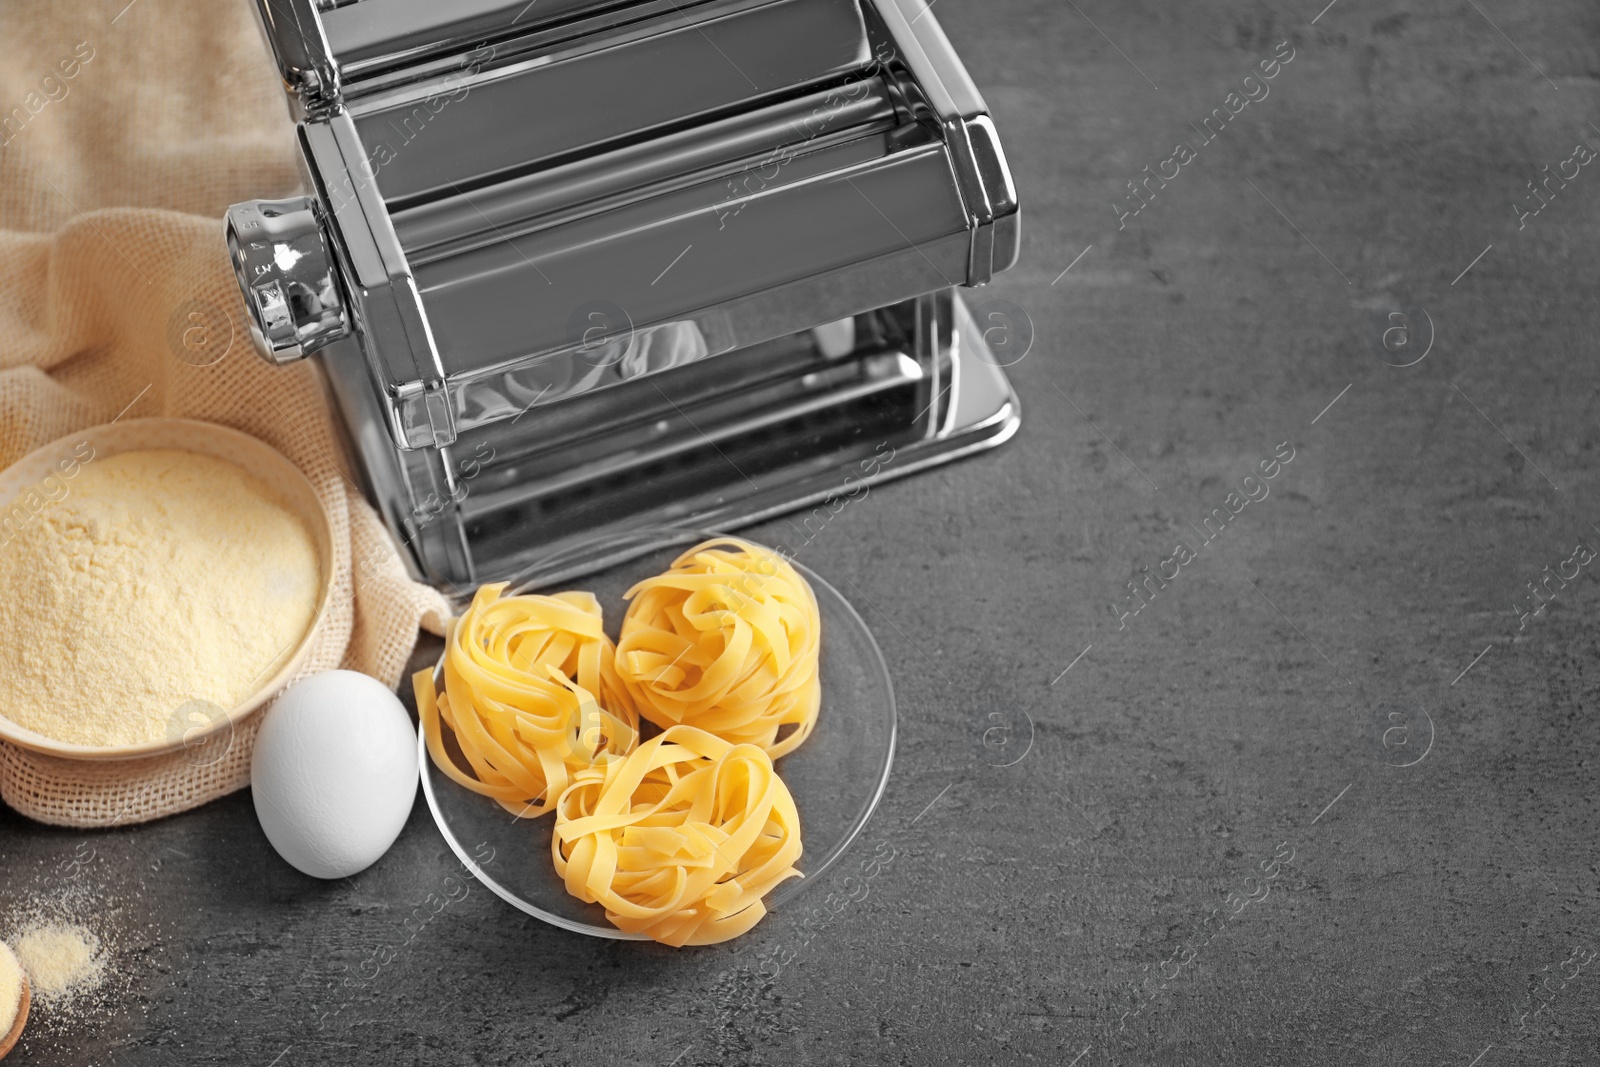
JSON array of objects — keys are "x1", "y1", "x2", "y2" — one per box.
[
  {"x1": 416, "y1": 583, "x2": 639, "y2": 818},
  {"x1": 616, "y1": 538, "x2": 821, "y2": 759},
  {"x1": 553, "y1": 724, "x2": 803, "y2": 946}
]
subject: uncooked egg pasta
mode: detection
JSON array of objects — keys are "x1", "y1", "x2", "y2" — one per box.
[
  {"x1": 415, "y1": 583, "x2": 639, "y2": 818},
  {"x1": 552, "y1": 724, "x2": 803, "y2": 946},
  {"x1": 615, "y1": 538, "x2": 821, "y2": 759}
]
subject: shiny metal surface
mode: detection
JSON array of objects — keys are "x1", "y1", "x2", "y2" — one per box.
[
  {"x1": 325, "y1": 0, "x2": 671, "y2": 79},
  {"x1": 322, "y1": 290, "x2": 1019, "y2": 594},
  {"x1": 247, "y1": 0, "x2": 339, "y2": 115},
  {"x1": 224, "y1": 197, "x2": 349, "y2": 364},
  {"x1": 414, "y1": 142, "x2": 970, "y2": 381},
  {"x1": 870, "y1": 0, "x2": 1021, "y2": 283},
  {"x1": 236, "y1": 0, "x2": 1017, "y2": 433},
  {"x1": 229, "y1": 0, "x2": 1023, "y2": 597},
  {"x1": 349, "y1": 0, "x2": 873, "y2": 205},
  {"x1": 301, "y1": 114, "x2": 458, "y2": 448},
  {"x1": 389, "y1": 80, "x2": 900, "y2": 258}
]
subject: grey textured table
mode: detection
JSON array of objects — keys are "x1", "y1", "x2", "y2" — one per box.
[{"x1": 5, "y1": 1, "x2": 1600, "y2": 1064}]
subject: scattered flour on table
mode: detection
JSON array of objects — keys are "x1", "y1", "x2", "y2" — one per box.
[
  {"x1": 13, "y1": 924, "x2": 104, "y2": 1002},
  {"x1": 5, "y1": 853, "x2": 137, "y2": 1043}
]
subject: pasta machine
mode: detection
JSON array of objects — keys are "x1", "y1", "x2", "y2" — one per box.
[{"x1": 226, "y1": 0, "x2": 1022, "y2": 593}]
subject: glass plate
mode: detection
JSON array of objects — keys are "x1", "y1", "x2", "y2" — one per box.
[{"x1": 418, "y1": 530, "x2": 897, "y2": 940}]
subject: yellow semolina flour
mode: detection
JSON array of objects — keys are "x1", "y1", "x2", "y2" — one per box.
[
  {"x1": 0, "y1": 940, "x2": 20, "y2": 1035},
  {"x1": 0, "y1": 449, "x2": 320, "y2": 747}
]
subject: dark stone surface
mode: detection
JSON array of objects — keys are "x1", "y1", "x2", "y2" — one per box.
[{"x1": 5, "y1": 0, "x2": 1600, "y2": 1063}]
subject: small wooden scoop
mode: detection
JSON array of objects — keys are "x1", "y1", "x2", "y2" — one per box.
[{"x1": 0, "y1": 975, "x2": 28, "y2": 1061}]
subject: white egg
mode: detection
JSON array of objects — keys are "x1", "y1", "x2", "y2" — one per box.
[{"x1": 251, "y1": 670, "x2": 418, "y2": 879}]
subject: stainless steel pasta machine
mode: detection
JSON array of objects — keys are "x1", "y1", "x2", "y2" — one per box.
[{"x1": 226, "y1": 0, "x2": 1021, "y2": 592}]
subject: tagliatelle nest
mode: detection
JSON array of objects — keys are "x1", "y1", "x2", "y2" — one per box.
[
  {"x1": 552, "y1": 725, "x2": 803, "y2": 946},
  {"x1": 415, "y1": 583, "x2": 639, "y2": 818},
  {"x1": 615, "y1": 538, "x2": 821, "y2": 759}
]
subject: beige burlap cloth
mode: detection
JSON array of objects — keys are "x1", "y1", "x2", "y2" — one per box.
[{"x1": 0, "y1": 0, "x2": 451, "y2": 825}]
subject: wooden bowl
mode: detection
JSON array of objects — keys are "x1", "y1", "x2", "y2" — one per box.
[
  {"x1": 0, "y1": 418, "x2": 335, "y2": 761},
  {"x1": 0, "y1": 974, "x2": 28, "y2": 1060}
]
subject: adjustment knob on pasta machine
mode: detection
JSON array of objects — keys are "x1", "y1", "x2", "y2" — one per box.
[{"x1": 225, "y1": 196, "x2": 349, "y2": 365}]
